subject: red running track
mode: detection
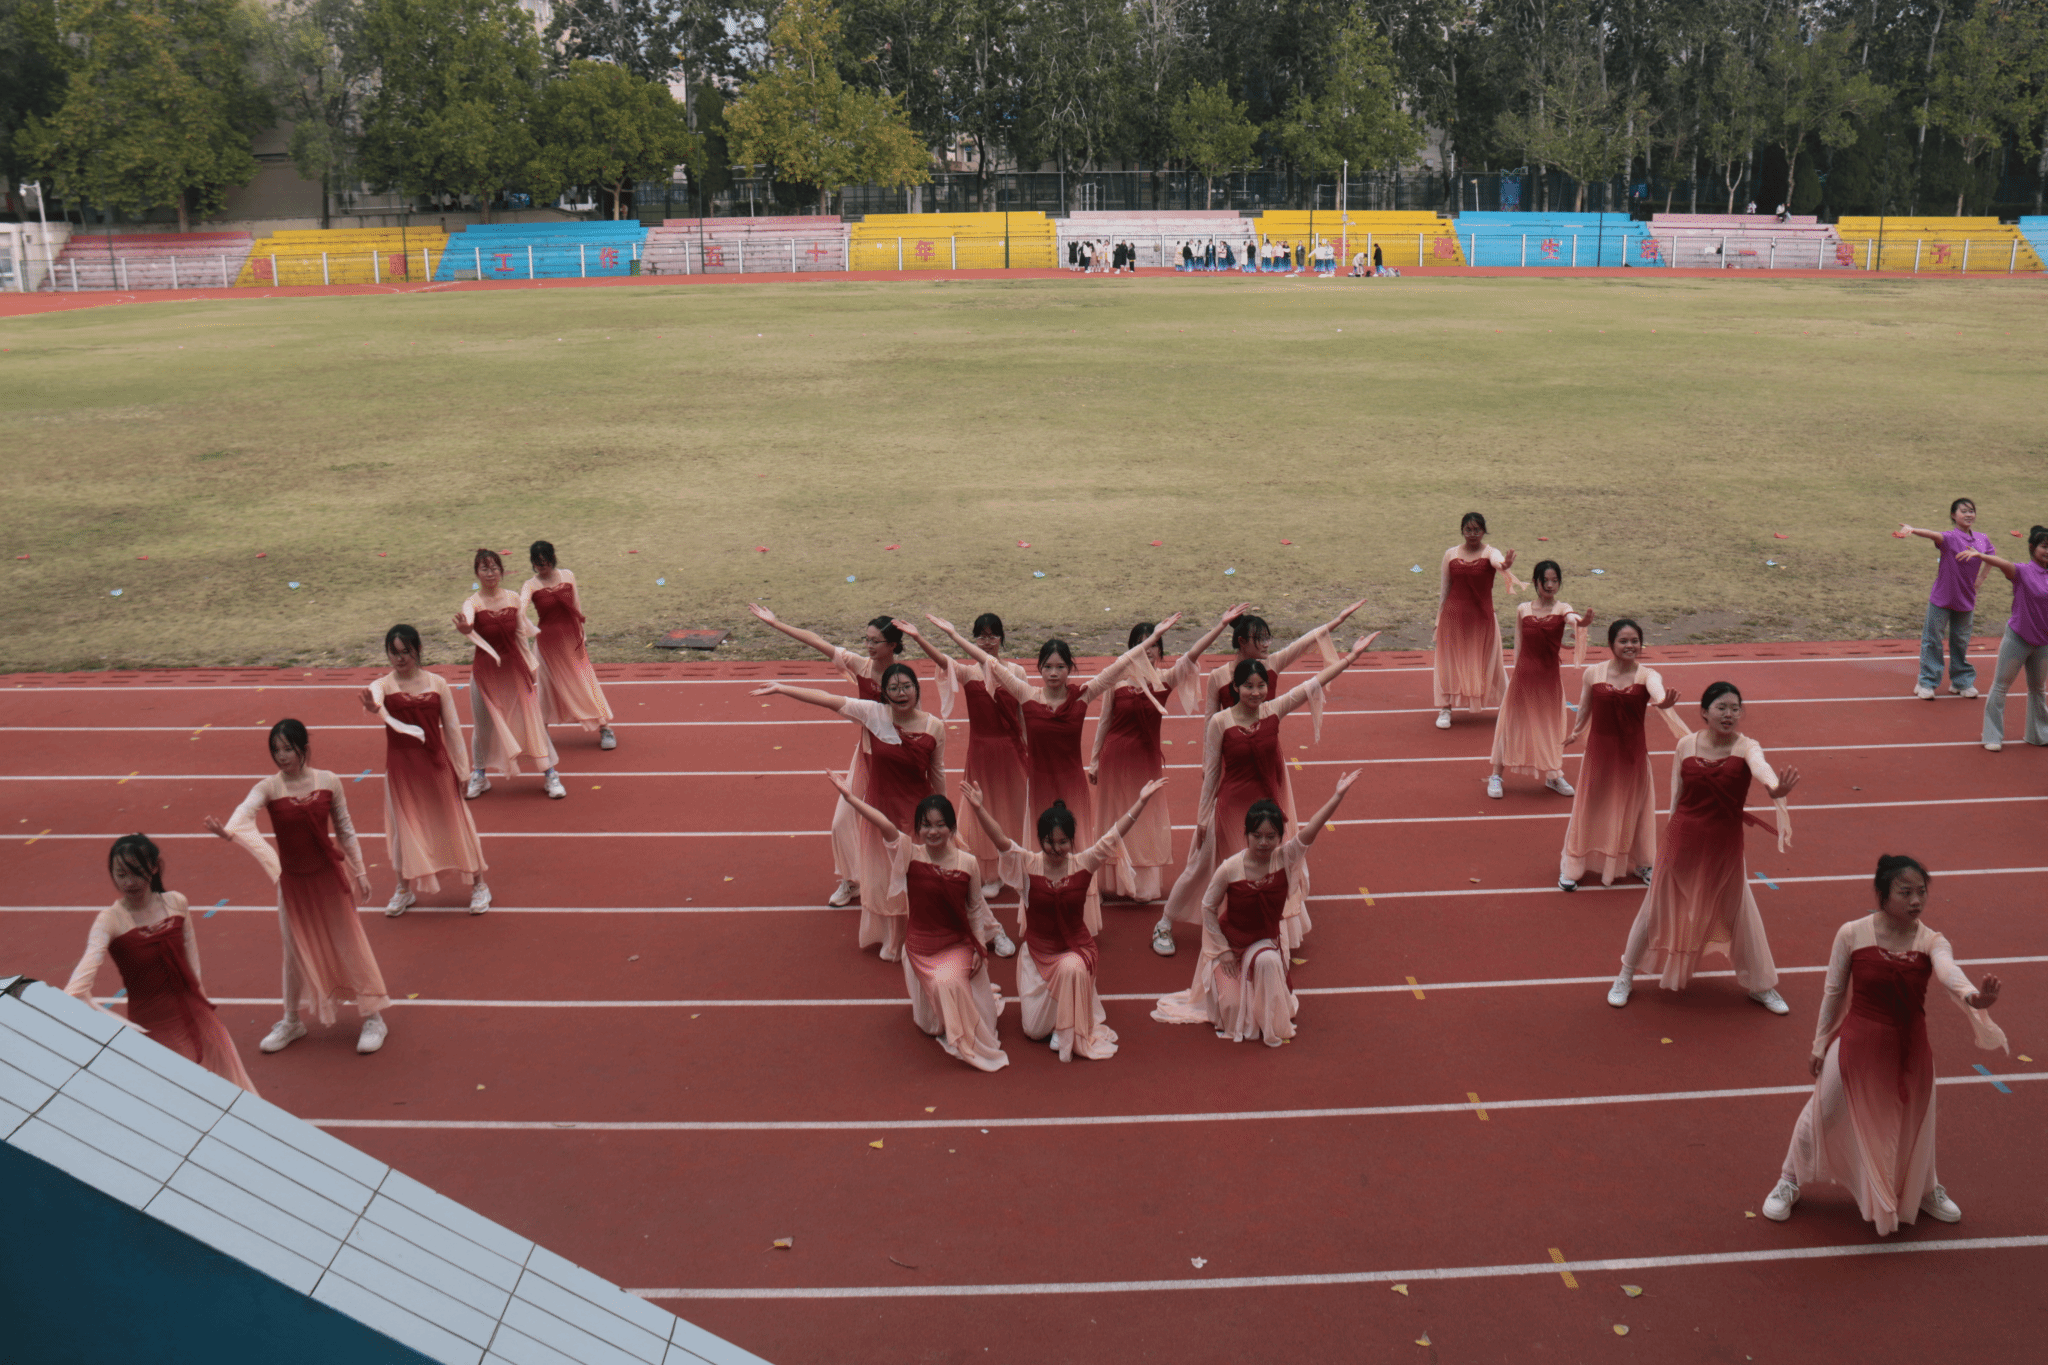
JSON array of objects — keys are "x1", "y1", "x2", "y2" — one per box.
[{"x1": 3, "y1": 641, "x2": 2042, "y2": 1362}]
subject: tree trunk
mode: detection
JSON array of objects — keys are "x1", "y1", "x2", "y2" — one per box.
[
  {"x1": 319, "y1": 172, "x2": 331, "y2": 231},
  {"x1": 176, "y1": 190, "x2": 190, "y2": 234}
]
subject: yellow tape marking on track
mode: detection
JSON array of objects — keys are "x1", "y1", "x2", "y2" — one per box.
[
  {"x1": 1548, "y1": 1248, "x2": 1579, "y2": 1288},
  {"x1": 1468, "y1": 1092, "x2": 1489, "y2": 1121},
  {"x1": 1406, "y1": 976, "x2": 1425, "y2": 1000},
  {"x1": 118, "y1": 772, "x2": 138, "y2": 784},
  {"x1": 1359, "y1": 886, "x2": 1375, "y2": 906},
  {"x1": 25, "y1": 829, "x2": 51, "y2": 845}
]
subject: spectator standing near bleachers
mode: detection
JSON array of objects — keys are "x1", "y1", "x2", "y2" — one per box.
[
  {"x1": 1352, "y1": 248, "x2": 1367, "y2": 277},
  {"x1": 1897, "y1": 501, "x2": 1992, "y2": 699},
  {"x1": 1433, "y1": 512, "x2": 1523, "y2": 729},
  {"x1": 1180, "y1": 241, "x2": 1194, "y2": 271}
]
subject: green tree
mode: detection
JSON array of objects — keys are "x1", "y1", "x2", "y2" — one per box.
[
  {"x1": 1, "y1": 0, "x2": 67, "y2": 218},
  {"x1": 1169, "y1": 80, "x2": 1258, "y2": 208},
  {"x1": 1759, "y1": 16, "x2": 1887, "y2": 215},
  {"x1": 1277, "y1": 19, "x2": 1421, "y2": 188},
  {"x1": 1496, "y1": 36, "x2": 1649, "y2": 212},
  {"x1": 254, "y1": 0, "x2": 373, "y2": 229},
  {"x1": 1012, "y1": 0, "x2": 1135, "y2": 200},
  {"x1": 722, "y1": 0, "x2": 929, "y2": 213},
  {"x1": 532, "y1": 60, "x2": 699, "y2": 218},
  {"x1": 18, "y1": 0, "x2": 268, "y2": 232},
  {"x1": 1926, "y1": 0, "x2": 2048, "y2": 214},
  {"x1": 357, "y1": 0, "x2": 543, "y2": 221}
]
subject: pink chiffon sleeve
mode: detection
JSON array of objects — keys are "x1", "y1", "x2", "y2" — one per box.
[
  {"x1": 1194, "y1": 712, "x2": 1227, "y2": 830},
  {"x1": 1265, "y1": 677, "x2": 1327, "y2": 743},
  {"x1": 1268, "y1": 624, "x2": 1336, "y2": 675},
  {"x1": 1738, "y1": 738, "x2": 1792, "y2": 852},
  {"x1": 436, "y1": 677, "x2": 472, "y2": 774},
  {"x1": 1564, "y1": 607, "x2": 1588, "y2": 668},
  {"x1": 925, "y1": 721, "x2": 947, "y2": 795},
  {"x1": 962, "y1": 868, "x2": 1001, "y2": 945},
  {"x1": 1088, "y1": 687, "x2": 1116, "y2": 773},
  {"x1": 321, "y1": 774, "x2": 369, "y2": 891},
  {"x1": 224, "y1": 780, "x2": 281, "y2": 883},
  {"x1": 830, "y1": 645, "x2": 868, "y2": 687},
  {"x1": 62, "y1": 908, "x2": 119, "y2": 1005},
  {"x1": 882, "y1": 832, "x2": 911, "y2": 902},
  {"x1": 1645, "y1": 667, "x2": 1692, "y2": 740},
  {"x1": 1809, "y1": 920, "x2": 1858, "y2": 1058},
  {"x1": 1163, "y1": 650, "x2": 1206, "y2": 715},
  {"x1": 1927, "y1": 930, "x2": 2008, "y2": 1052},
  {"x1": 1197, "y1": 856, "x2": 1236, "y2": 955},
  {"x1": 1277, "y1": 837, "x2": 1312, "y2": 926}
]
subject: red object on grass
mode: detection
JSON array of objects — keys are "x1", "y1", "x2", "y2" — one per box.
[
  {"x1": 1149, "y1": 541, "x2": 1163, "y2": 547},
  {"x1": 255, "y1": 553, "x2": 266, "y2": 559},
  {"x1": 1280, "y1": 540, "x2": 1293, "y2": 546},
  {"x1": 884, "y1": 544, "x2": 899, "y2": 551},
  {"x1": 138, "y1": 555, "x2": 149, "y2": 560},
  {"x1": 1017, "y1": 541, "x2": 1031, "y2": 548}
]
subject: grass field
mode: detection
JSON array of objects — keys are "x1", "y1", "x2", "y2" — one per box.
[{"x1": 2, "y1": 273, "x2": 2043, "y2": 672}]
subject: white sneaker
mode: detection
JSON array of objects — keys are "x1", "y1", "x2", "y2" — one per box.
[
  {"x1": 1919, "y1": 1184, "x2": 1962, "y2": 1223},
  {"x1": 1958, "y1": 686, "x2": 1979, "y2": 699},
  {"x1": 1635, "y1": 864, "x2": 1654, "y2": 885},
  {"x1": 1545, "y1": 775, "x2": 1576, "y2": 797},
  {"x1": 356, "y1": 1015, "x2": 387, "y2": 1055},
  {"x1": 1559, "y1": 877, "x2": 1577, "y2": 892},
  {"x1": 259, "y1": 1017, "x2": 306, "y2": 1053},
  {"x1": 1913, "y1": 685, "x2": 1935, "y2": 700},
  {"x1": 465, "y1": 770, "x2": 491, "y2": 799},
  {"x1": 1435, "y1": 709, "x2": 1452, "y2": 729},
  {"x1": 1985, "y1": 740, "x2": 2003, "y2": 752},
  {"x1": 385, "y1": 887, "x2": 415, "y2": 918},
  {"x1": 1152, "y1": 921, "x2": 1177, "y2": 957},
  {"x1": 1607, "y1": 971, "x2": 1633, "y2": 1007},
  {"x1": 980, "y1": 880, "x2": 1004, "y2": 900},
  {"x1": 468, "y1": 882, "x2": 492, "y2": 914},
  {"x1": 599, "y1": 727, "x2": 617, "y2": 750},
  {"x1": 1750, "y1": 988, "x2": 1790, "y2": 1015},
  {"x1": 828, "y1": 879, "x2": 857, "y2": 907},
  {"x1": 1762, "y1": 1178, "x2": 1800, "y2": 1221},
  {"x1": 543, "y1": 771, "x2": 567, "y2": 800},
  {"x1": 1485, "y1": 775, "x2": 1504, "y2": 799},
  {"x1": 991, "y1": 931, "x2": 1017, "y2": 958}
]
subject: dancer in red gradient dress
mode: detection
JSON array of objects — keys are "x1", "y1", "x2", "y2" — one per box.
[
  {"x1": 1761, "y1": 855, "x2": 2006, "y2": 1234},
  {"x1": 1153, "y1": 772, "x2": 1361, "y2": 1045},
  {"x1": 967, "y1": 776, "x2": 1168, "y2": 1062},
  {"x1": 1607, "y1": 682, "x2": 1798, "y2": 1014},
  {"x1": 913, "y1": 612, "x2": 1029, "y2": 894},
  {"x1": 205, "y1": 721, "x2": 392, "y2": 1056},
  {"x1": 748, "y1": 604, "x2": 950, "y2": 906},
  {"x1": 754, "y1": 666, "x2": 971, "y2": 961},
  {"x1": 359, "y1": 624, "x2": 491, "y2": 915},
  {"x1": 1156, "y1": 634, "x2": 1380, "y2": 954},
  {"x1": 1089, "y1": 606, "x2": 1246, "y2": 904},
  {"x1": 1487, "y1": 560, "x2": 1590, "y2": 799},
  {"x1": 1433, "y1": 512, "x2": 1523, "y2": 728},
  {"x1": 65, "y1": 834, "x2": 257, "y2": 1093},
  {"x1": 925, "y1": 613, "x2": 1182, "y2": 934},
  {"x1": 831, "y1": 775, "x2": 1009, "y2": 1072},
  {"x1": 1200, "y1": 600, "x2": 1366, "y2": 714},
  {"x1": 455, "y1": 548, "x2": 562, "y2": 800},
  {"x1": 1557, "y1": 618, "x2": 1682, "y2": 890},
  {"x1": 522, "y1": 540, "x2": 616, "y2": 751}
]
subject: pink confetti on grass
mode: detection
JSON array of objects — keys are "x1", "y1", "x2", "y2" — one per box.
[
  {"x1": 1280, "y1": 540, "x2": 1293, "y2": 545},
  {"x1": 254, "y1": 552, "x2": 266, "y2": 559},
  {"x1": 1017, "y1": 541, "x2": 1031, "y2": 548},
  {"x1": 138, "y1": 555, "x2": 149, "y2": 560},
  {"x1": 756, "y1": 546, "x2": 769, "y2": 553},
  {"x1": 1773, "y1": 533, "x2": 1789, "y2": 539},
  {"x1": 884, "y1": 544, "x2": 899, "y2": 551},
  {"x1": 1149, "y1": 540, "x2": 1163, "y2": 547}
]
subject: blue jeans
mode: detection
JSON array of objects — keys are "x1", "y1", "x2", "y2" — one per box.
[
  {"x1": 1917, "y1": 602, "x2": 1977, "y2": 690},
  {"x1": 1982, "y1": 627, "x2": 2048, "y2": 747}
]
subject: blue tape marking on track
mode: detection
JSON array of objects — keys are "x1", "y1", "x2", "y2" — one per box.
[
  {"x1": 112, "y1": 989, "x2": 125, "y2": 999},
  {"x1": 356, "y1": 768, "x2": 372, "y2": 782},
  {"x1": 205, "y1": 896, "x2": 227, "y2": 918},
  {"x1": 1974, "y1": 1064, "x2": 2012, "y2": 1094},
  {"x1": 1758, "y1": 875, "x2": 1780, "y2": 889}
]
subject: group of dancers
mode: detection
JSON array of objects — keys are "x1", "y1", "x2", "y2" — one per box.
[{"x1": 61, "y1": 511, "x2": 2027, "y2": 1236}]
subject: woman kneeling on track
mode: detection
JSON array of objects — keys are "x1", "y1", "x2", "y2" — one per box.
[
  {"x1": 1761, "y1": 855, "x2": 2005, "y2": 1234},
  {"x1": 1606, "y1": 682, "x2": 1799, "y2": 1015},
  {"x1": 965, "y1": 778, "x2": 1169, "y2": 1063},
  {"x1": 830, "y1": 775, "x2": 1010, "y2": 1072},
  {"x1": 1152, "y1": 773, "x2": 1361, "y2": 1046},
  {"x1": 204, "y1": 721, "x2": 392, "y2": 1056}
]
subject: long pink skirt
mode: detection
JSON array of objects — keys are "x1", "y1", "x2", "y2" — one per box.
[
  {"x1": 470, "y1": 663, "x2": 556, "y2": 776},
  {"x1": 902, "y1": 946, "x2": 1008, "y2": 1071},
  {"x1": 278, "y1": 869, "x2": 389, "y2": 1026},
  {"x1": 1094, "y1": 750, "x2": 1169, "y2": 901},
  {"x1": 957, "y1": 741, "x2": 1029, "y2": 887},
  {"x1": 1016, "y1": 949, "x2": 1117, "y2": 1061},
  {"x1": 1152, "y1": 941, "x2": 1296, "y2": 1045},
  {"x1": 536, "y1": 625, "x2": 614, "y2": 730}
]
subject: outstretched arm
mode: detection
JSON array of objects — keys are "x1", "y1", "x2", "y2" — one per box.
[
  {"x1": 747, "y1": 603, "x2": 840, "y2": 659},
  {"x1": 1080, "y1": 613, "x2": 1183, "y2": 703},
  {"x1": 750, "y1": 681, "x2": 852, "y2": 713},
  {"x1": 961, "y1": 779, "x2": 1021, "y2": 854},
  {"x1": 1177, "y1": 604, "x2": 1251, "y2": 669},
  {"x1": 1955, "y1": 549, "x2": 2020, "y2": 582},
  {"x1": 1270, "y1": 598, "x2": 1366, "y2": 672},
  {"x1": 890, "y1": 617, "x2": 953, "y2": 671},
  {"x1": 1271, "y1": 634, "x2": 1382, "y2": 719},
  {"x1": 1897, "y1": 522, "x2": 1947, "y2": 545},
  {"x1": 1105, "y1": 777, "x2": 1168, "y2": 842},
  {"x1": 827, "y1": 772, "x2": 899, "y2": 839},
  {"x1": 1298, "y1": 770, "x2": 1361, "y2": 847}
]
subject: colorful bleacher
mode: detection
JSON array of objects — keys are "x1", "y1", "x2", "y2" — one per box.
[
  {"x1": 1638, "y1": 213, "x2": 1846, "y2": 269},
  {"x1": 1831, "y1": 217, "x2": 2042, "y2": 273},
  {"x1": 239, "y1": 228, "x2": 447, "y2": 286},
  {"x1": 1248, "y1": 211, "x2": 1466, "y2": 268},
  {"x1": 1455, "y1": 212, "x2": 1654, "y2": 268},
  {"x1": 38, "y1": 233, "x2": 254, "y2": 291},
  {"x1": 642, "y1": 217, "x2": 848, "y2": 274},
  {"x1": 848, "y1": 212, "x2": 1057, "y2": 270},
  {"x1": 1057, "y1": 211, "x2": 1248, "y2": 270},
  {"x1": 433, "y1": 221, "x2": 646, "y2": 281},
  {"x1": 2020, "y1": 217, "x2": 2048, "y2": 272}
]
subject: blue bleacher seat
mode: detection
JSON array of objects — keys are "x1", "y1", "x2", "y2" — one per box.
[{"x1": 436, "y1": 222, "x2": 650, "y2": 281}]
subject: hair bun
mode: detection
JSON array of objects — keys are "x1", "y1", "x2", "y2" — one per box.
[{"x1": 1050, "y1": 800, "x2": 1068, "y2": 811}]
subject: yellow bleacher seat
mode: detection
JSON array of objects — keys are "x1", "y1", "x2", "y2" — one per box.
[
  {"x1": 1831, "y1": 217, "x2": 2041, "y2": 272},
  {"x1": 1248, "y1": 211, "x2": 1465, "y2": 267},
  {"x1": 238, "y1": 228, "x2": 450, "y2": 286},
  {"x1": 849, "y1": 212, "x2": 1056, "y2": 270}
]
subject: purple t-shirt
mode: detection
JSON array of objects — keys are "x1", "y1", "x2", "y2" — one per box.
[
  {"x1": 1929, "y1": 528, "x2": 1994, "y2": 612},
  {"x1": 2009, "y1": 560, "x2": 2048, "y2": 648}
]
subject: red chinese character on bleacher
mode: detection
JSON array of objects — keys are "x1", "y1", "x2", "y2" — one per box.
[
  {"x1": 1432, "y1": 236, "x2": 1457, "y2": 259},
  {"x1": 914, "y1": 239, "x2": 936, "y2": 262},
  {"x1": 1931, "y1": 243, "x2": 1952, "y2": 264},
  {"x1": 1638, "y1": 238, "x2": 1662, "y2": 262},
  {"x1": 389, "y1": 253, "x2": 407, "y2": 279},
  {"x1": 806, "y1": 242, "x2": 829, "y2": 262},
  {"x1": 600, "y1": 247, "x2": 619, "y2": 269},
  {"x1": 704, "y1": 244, "x2": 725, "y2": 267},
  {"x1": 492, "y1": 253, "x2": 514, "y2": 275},
  {"x1": 1835, "y1": 243, "x2": 1855, "y2": 266},
  {"x1": 1540, "y1": 238, "x2": 1561, "y2": 260}
]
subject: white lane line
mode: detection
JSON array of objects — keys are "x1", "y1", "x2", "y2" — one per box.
[
  {"x1": 7, "y1": 866, "x2": 2045, "y2": 917},
  {"x1": 6, "y1": 793, "x2": 2038, "y2": 841},
  {"x1": 625, "y1": 1233, "x2": 2048, "y2": 1300},
  {"x1": 131, "y1": 956, "x2": 2047, "y2": 1011},
  {"x1": 0, "y1": 651, "x2": 1936, "y2": 697},
  {"x1": 0, "y1": 693, "x2": 1946, "y2": 734},
  {"x1": 307, "y1": 1071, "x2": 2043, "y2": 1134},
  {"x1": 0, "y1": 739, "x2": 1989, "y2": 783}
]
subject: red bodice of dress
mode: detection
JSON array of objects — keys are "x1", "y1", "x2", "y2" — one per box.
[
  {"x1": 1666, "y1": 754, "x2": 1753, "y2": 854},
  {"x1": 963, "y1": 676, "x2": 1025, "y2": 756},
  {"x1": 1442, "y1": 556, "x2": 1498, "y2": 626},
  {"x1": 1102, "y1": 684, "x2": 1169, "y2": 771},
  {"x1": 1842, "y1": 947, "x2": 1934, "y2": 1104},
  {"x1": 266, "y1": 791, "x2": 350, "y2": 888},
  {"x1": 1023, "y1": 693, "x2": 1088, "y2": 787},
  {"x1": 529, "y1": 584, "x2": 582, "y2": 634},
  {"x1": 1219, "y1": 715, "x2": 1287, "y2": 815},
  {"x1": 864, "y1": 728, "x2": 939, "y2": 829},
  {"x1": 904, "y1": 857, "x2": 977, "y2": 957},
  {"x1": 1584, "y1": 682, "x2": 1650, "y2": 766},
  {"x1": 471, "y1": 608, "x2": 532, "y2": 683},
  {"x1": 1025, "y1": 869, "x2": 1099, "y2": 972},
  {"x1": 383, "y1": 688, "x2": 455, "y2": 769},
  {"x1": 1515, "y1": 611, "x2": 1567, "y2": 668},
  {"x1": 1220, "y1": 868, "x2": 1290, "y2": 957},
  {"x1": 106, "y1": 917, "x2": 215, "y2": 1045}
]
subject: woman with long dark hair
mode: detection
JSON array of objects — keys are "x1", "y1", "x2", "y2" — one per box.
[
  {"x1": 204, "y1": 721, "x2": 392, "y2": 1055},
  {"x1": 1432, "y1": 512, "x2": 1523, "y2": 730},
  {"x1": 456, "y1": 548, "x2": 563, "y2": 800},
  {"x1": 65, "y1": 834, "x2": 257, "y2": 1092},
  {"x1": 359, "y1": 624, "x2": 490, "y2": 915},
  {"x1": 1556, "y1": 618, "x2": 1682, "y2": 891},
  {"x1": 522, "y1": 539, "x2": 617, "y2": 751},
  {"x1": 1486, "y1": 560, "x2": 1589, "y2": 800},
  {"x1": 1761, "y1": 855, "x2": 2005, "y2": 1233},
  {"x1": 831, "y1": 776, "x2": 1009, "y2": 1072}
]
